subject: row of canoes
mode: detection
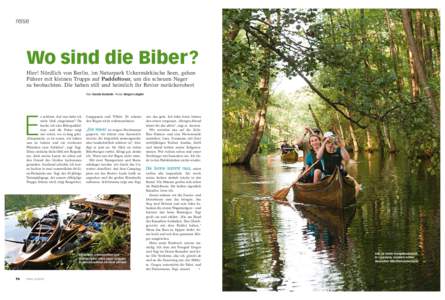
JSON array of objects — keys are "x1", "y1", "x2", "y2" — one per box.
[{"x1": 11, "y1": 207, "x2": 108, "y2": 268}]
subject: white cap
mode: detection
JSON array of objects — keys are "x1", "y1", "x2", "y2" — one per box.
[{"x1": 323, "y1": 131, "x2": 335, "y2": 139}]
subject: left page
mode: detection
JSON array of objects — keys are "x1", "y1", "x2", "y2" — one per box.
[{"x1": 0, "y1": 0, "x2": 221, "y2": 298}]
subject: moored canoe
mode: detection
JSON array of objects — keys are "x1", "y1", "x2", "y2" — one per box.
[{"x1": 10, "y1": 209, "x2": 61, "y2": 268}]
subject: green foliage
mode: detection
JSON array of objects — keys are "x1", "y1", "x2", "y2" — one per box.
[
  {"x1": 16, "y1": 208, "x2": 37, "y2": 227},
  {"x1": 300, "y1": 9, "x2": 440, "y2": 173},
  {"x1": 223, "y1": 9, "x2": 440, "y2": 173},
  {"x1": 264, "y1": 88, "x2": 323, "y2": 146},
  {"x1": 223, "y1": 9, "x2": 319, "y2": 163},
  {"x1": 395, "y1": 100, "x2": 440, "y2": 174},
  {"x1": 54, "y1": 250, "x2": 87, "y2": 270},
  {"x1": 65, "y1": 251, "x2": 86, "y2": 270},
  {"x1": 5, "y1": 194, "x2": 76, "y2": 214},
  {"x1": 223, "y1": 10, "x2": 272, "y2": 164},
  {"x1": 93, "y1": 222, "x2": 130, "y2": 253}
]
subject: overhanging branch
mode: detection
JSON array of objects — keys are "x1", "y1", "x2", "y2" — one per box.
[{"x1": 245, "y1": 25, "x2": 368, "y2": 129}]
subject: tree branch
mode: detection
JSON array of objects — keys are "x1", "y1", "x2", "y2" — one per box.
[{"x1": 245, "y1": 25, "x2": 368, "y2": 129}]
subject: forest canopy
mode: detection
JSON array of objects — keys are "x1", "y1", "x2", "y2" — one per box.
[{"x1": 223, "y1": 9, "x2": 440, "y2": 174}]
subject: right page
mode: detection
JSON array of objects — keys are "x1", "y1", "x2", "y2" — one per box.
[{"x1": 222, "y1": 5, "x2": 441, "y2": 292}]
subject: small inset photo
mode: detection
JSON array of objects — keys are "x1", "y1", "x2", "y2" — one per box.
[{"x1": 5, "y1": 194, "x2": 131, "y2": 270}]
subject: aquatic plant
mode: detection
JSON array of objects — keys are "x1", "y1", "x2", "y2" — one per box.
[
  {"x1": 16, "y1": 208, "x2": 37, "y2": 227},
  {"x1": 93, "y1": 222, "x2": 130, "y2": 253}
]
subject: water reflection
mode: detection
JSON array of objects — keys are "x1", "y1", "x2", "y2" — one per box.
[
  {"x1": 297, "y1": 206, "x2": 356, "y2": 250},
  {"x1": 5, "y1": 194, "x2": 82, "y2": 264},
  {"x1": 223, "y1": 152, "x2": 440, "y2": 291}
]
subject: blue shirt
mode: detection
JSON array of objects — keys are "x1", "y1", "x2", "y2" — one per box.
[{"x1": 305, "y1": 151, "x2": 316, "y2": 177}]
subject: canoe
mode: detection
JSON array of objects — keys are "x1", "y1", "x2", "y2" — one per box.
[
  {"x1": 28, "y1": 228, "x2": 97, "y2": 264},
  {"x1": 61, "y1": 207, "x2": 94, "y2": 236},
  {"x1": 27, "y1": 214, "x2": 110, "y2": 265},
  {"x1": 66, "y1": 207, "x2": 94, "y2": 226},
  {"x1": 281, "y1": 150, "x2": 298, "y2": 163},
  {"x1": 11, "y1": 209, "x2": 61, "y2": 268},
  {"x1": 293, "y1": 167, "x2": 358, "y2": 209}
]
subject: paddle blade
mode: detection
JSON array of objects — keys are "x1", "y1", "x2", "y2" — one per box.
[{"x1": 272, "y1": 186, "x2": 291, "y2": 201}]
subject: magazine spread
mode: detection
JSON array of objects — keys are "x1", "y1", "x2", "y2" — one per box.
[{"x1": 0, "y1": 0, "x2": 443, "y2": 298}]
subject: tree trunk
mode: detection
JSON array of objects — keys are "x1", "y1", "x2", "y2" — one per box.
[
  {"x1": 384, "y1": 9, "x2": 404, "y2": 102},
  {"x1": 346, "y1": 109, "x2": 359, "y2": 152},
  {"x1": 335, "y1": 111, "x2": 345, "y2": 140},
  {"x1": 414, "y1": 10, "x2": 425, "y2": 67},
  {"x1": 401, "y1": 9, "x2": 439, "y2": 127},
  {"x1": 375, "y1": 123, "x2": 385, "y2": 152},
  {"x1": 308, "y1": 104, "x2": 323, "y2": 134},
  {"x1": 382, "y1": 122, "x2": 397, "y2": 153},
  {"x1": 227, "y1": 24, "x2": 240, "y2": 41},
  {"x1": 407, "y1": 48, "x2": 420, "y2": 100},
  {"x1": 234, "y1": 95, "x2": 268, "y2": 165},
  {"x1": 234, "y1": 12, "x2": 273, "y2": 165},
  {"x1": 348, "y1": 122, "x2": 360, "y2": 153},
  {"x1": 360, "y1": 10, "x2": 372, "y2": 71},
  {"x1": 423, "y1": 10, "x2": 434, "y2": 76},
  {"x1": 366, "y1": 128, "x2": 374, "y2": 152},
  {"x1": 431, "y1": 10, "x2": 440, "y2": 68}
]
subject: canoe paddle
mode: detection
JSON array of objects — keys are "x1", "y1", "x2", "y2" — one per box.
[
  {"x1": 5, "y1": 239, "x2": 25, "y2": 244},
  {"x1": 272, "y1": 160, "x2": 320, "y2": 201}
]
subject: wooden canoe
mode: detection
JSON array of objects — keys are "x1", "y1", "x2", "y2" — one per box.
[
  {"x1": 281, "y1": 150, "x2": 298, "y2": 163},
  {"x1": 28, "y1": 228, "x2": 97, "y2": 264},
  {"x1": 27, "y1": 214, "x2": 110, "y2": 265},
  {"x1": 293, "y1": 167, "x2": 358, "y2": 209},
  {"x1": 66, "y1": 207, "x2": 94, "y2": 225},
  {"x1": 61, "y1": 207, "x2": 94, "y2": 237},
  {"x1": 10, "y1": 209, "x2": 61, "y2": 268}
]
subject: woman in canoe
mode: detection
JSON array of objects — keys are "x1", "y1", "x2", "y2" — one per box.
[
  {"x1": 295, "y1": 127, "x2": 321, "y2": 157},
  {"x1": 316, "y1": 131, "x2": 350, "y2": 182},
  {"x1": 300, "y1": 134, "x2": 323, "y2": 183}
]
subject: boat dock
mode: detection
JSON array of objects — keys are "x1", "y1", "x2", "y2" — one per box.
[{"x1": 70, "y1": 195, "x2": 130, "y2": 218}]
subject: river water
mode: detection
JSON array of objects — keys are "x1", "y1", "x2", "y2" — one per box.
[
  {"x1": 223, "y1": 152, "x2": 440, "y2": 291},
  {"x1": 5, "y1": 194, "x2": 82, "y2": 264}
]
